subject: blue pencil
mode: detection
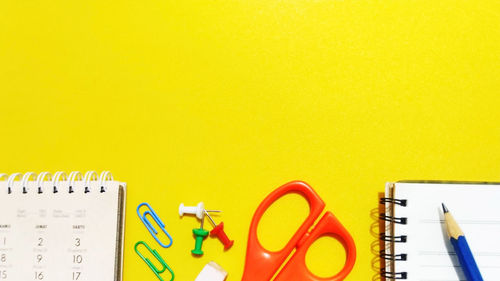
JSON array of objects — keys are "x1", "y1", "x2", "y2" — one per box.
[{"x1": 442, "y1": 203, "x2": 484, "y2": 281}]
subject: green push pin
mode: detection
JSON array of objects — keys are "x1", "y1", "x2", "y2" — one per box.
[{"x1": 191, "y1": 214, "x2": 209, "y2": 255}]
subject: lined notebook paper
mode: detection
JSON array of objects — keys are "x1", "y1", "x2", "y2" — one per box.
[{"x1": 381, "y1": 182, "x2": 500, "y2": 281}]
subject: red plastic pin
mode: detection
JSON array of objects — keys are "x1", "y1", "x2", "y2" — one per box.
[{"x1": 205, "y1": 211, "x2": 234, "y2": 250}]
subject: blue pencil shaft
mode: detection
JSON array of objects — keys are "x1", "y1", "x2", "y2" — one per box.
[{"x1": 450, "y1": 236, "x2": 483, "y2": 281}]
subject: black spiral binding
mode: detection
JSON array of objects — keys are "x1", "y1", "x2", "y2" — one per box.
[
  {"x1": 379, "y1": 198, "x2": 407, "y2": 206},
  {"x1": 381, "y1": 268, "x2": 408, "y2": 280},
  {"x1": 380, "y1": 250, "x2": 407, "y2": 261},
  {"x1": 379, "y1": 197, "x2": 408, "y2": 280},
  {"x1": 2, "y1": 171, "x2": 111, "y2": 195}
]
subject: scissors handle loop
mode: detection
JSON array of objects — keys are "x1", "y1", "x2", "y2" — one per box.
[
  {"x1": 242, "y1": 181, "x2": 326, "y2": 281},
  {"x1": 242, "y1": 181, "x2": 356, "y2": 281},
  {"x1": 274, "y1": 211, "x2": 356, "y2": 281},
  {"x1": 137, "y1": 202, "x2": 173, "y2": 248},
  {"x1": 135, "y1": 241, "x2": 175, "y2": 281}
]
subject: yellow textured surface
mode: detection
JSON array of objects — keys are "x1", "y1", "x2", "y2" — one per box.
[{"x1": 1, "y1": 0, "x2": 499, "y2": 280}]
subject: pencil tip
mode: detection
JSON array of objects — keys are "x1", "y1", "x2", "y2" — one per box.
[{"x1": 442, "y1": 203, "x2": 449, "y2": 213}]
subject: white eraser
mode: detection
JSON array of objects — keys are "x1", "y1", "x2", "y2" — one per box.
[{"x1": 195, "y1": 261, "x2": 228, "y2": 281}]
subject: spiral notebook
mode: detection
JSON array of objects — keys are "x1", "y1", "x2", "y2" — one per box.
[
  {"x1": 0, "y1": 171, "x2": 126, "y2": 281},
  {"x1": 380, "y1": 181, "x2": 500, "y2": 281}
]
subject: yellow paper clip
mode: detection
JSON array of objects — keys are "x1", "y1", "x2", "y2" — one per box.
[{"x1": 135, "y1": 241, "x2": 174, "y2": 281}]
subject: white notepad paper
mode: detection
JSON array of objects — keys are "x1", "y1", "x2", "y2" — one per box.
[
  {"x1": 0, "y1": 171, "x2": 126, "y2": 281},
  {"x1": 382, "y1": 182, "x2": 500, "y2": 281}
]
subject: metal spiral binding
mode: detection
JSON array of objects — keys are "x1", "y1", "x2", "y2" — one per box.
[
  {"x1": 379, "y1": 198, "x2": 407, "y2": 206},
  {"x1": 381, "y1": 268, "x2": 408, "y2": 280},
  {"x1": 36, "y1": 172, "x2": 52, "y2": 194},
  {"x1": 7, "y1": 173, "x2": 22, "y2": 194},
  {"x1": 379, "y1": 197, "x2": 408, "y2": 280},
  {"x1": 83, "y1": 171, "x2": 98, "y2": 193},
  {"x1": 21, "y1": 172, "x2": 37, "y2": 194},
  {"x1": 68, "y1": 171, "x2": 83, "y2": 193},
  {"x1": 52, "y1": 172, "x2": 67, "y2": 193},
  {"x1": 379, "y1": 233, "x2": 407, "y2": 243},
  {"x1": 380, "y1": 250, "x2": 407, "y2": 261},
  {"x1": 379, "y1": 214, "x2": 407, "y2": 225},
  {"x1": 1, "y1": 171, "x2": 113, "y2": 194}
]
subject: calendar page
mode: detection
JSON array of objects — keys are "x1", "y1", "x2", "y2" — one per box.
[{"x1": 0, "y1": 172, "x2": 126, "y2": 281}]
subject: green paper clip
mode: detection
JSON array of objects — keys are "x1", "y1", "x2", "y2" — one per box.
[{"x1": 135, "y1": 241, "x2": 174, "y2": 281}]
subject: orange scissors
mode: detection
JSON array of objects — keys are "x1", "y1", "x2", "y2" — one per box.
[{"x1": 242, "y1": 181, "x2": 356, "y2": 281}]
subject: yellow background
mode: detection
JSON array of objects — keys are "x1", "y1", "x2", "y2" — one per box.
[{"x1": 1, "y1": 0, "x2": 499, "y2": 280}]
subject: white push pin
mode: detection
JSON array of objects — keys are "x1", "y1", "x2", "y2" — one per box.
[{"x1": 179, "y1": 202, "x2": 221, "y2": 219}]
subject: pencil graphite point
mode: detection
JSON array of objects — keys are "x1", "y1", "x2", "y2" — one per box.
[
  {"x1": 442, "y1": 203, "x2": 449, "y2": 213},
  {"x1": 442, "y1": 203, "x2": 464, "y2": 239},
  {"x1": 441, "y1": 203, "x2": 483, "y2": 280}
]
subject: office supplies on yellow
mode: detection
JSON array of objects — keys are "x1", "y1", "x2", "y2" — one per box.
[
  {"x1": 380, "y1": 182, "x2": 500, "y2": 280},
  {"x1": 137, "y1": 202, "x2": 173, "y2": 248},
  {"x1": 194, "y1": 261, "x2": 227, "y2": 281},
  {"x1": 242, "y1": 181, "x2": 356, "y2": 281},
  {"x1": 0, "y1": 171, "x2": 126, "y2": 280},
  {"x1": 179, "y1": 202, "x2": 221, "y2": 256},
  {"x1": 442, "y1": 204, "x2": 483, "y2": 281},
  {"x1": 135, "y1": 241, "x2": 174, "y2": 281},
  {"x1": 204, "y1": 211, "x2": 234, "y2": 250}
]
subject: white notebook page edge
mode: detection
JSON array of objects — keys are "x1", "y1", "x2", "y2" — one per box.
[{"x1": 393, "y1": 182, "x2": 500, "y2": 281}]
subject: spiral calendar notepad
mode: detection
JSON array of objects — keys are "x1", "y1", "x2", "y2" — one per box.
[
  {"x1": 0, "y1": 171, "x2": 126, "y2": 281},
  {"x1": 380, "y1": 182, "x2": 500, "y2": 281}
]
